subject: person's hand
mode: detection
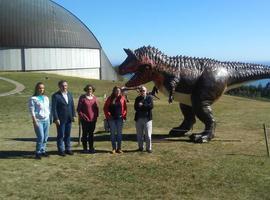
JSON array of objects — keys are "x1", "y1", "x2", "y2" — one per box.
[
  {"x1": 121, "y1": 86, "x2": 127, "y2": 91},
  {"x1": 139, "y1": 102, "x2": 143, "y2": 107},
  {"x1": 33, "y1": 120, "x2": 38, "y2": 128},
  {"x1": 55, "y1": 120, "x2": 60, "y2": 126}
]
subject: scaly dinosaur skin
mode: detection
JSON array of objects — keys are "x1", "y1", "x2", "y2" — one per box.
[{"x1": 118, "y1": 46, "x2": 270, "y2": 143}]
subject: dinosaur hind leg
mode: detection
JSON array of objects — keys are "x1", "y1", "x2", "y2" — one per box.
[
  {"x1": 169, "y1": 103, "x2": 196, "y2": 137},
  {"x1": 190, "y1": 101, "x2": 216, "y2": 143}
]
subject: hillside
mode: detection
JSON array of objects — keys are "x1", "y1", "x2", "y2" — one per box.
[{"x1": 0, "y1": 72, "x2": 270, "y2": 199}]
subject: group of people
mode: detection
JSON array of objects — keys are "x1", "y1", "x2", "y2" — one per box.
[{"x1": 28, "y1": 80, "x2": 154, "y2": 159}]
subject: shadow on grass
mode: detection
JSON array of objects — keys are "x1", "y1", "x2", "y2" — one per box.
[
  {"x1": 0, "y1": 151, "x2": 34, "y2": 159},
  {"x1": 1, "y1": 133, "x2": 192, "y2": 159},
  {"x1": 0, "y1": 149, "x2": 113, "y2": 159},
  {"x1": 7, "y1": 132, "x2": 192, "y2": 143},
  {"x1": 2, "y1": 134, "x2": 260, "y2": 159},
  {"x1": 7, "y1": 133, "x2": 246, "y2": 147},
  {"x1": 225, "y1": 153, "x2": 265, "y2": 157}
]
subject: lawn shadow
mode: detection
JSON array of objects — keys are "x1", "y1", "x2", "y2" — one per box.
[
  {"x1": 45, "y1": 149, "x2": 112, "y2": 155},
  {"x1": 6, "y1": 137, "x2": 78, "y2": 142},
  {"x1": 94, "y1": 132, "x2": 193, "y2": 143},
  {"x1": 7, "y1": 133, "x2": 192, "y2": 143},
  {"x1": 212, "y1": 139, "x2": 242, "y2": 142},
  {"x1": 8, "y1": 133, "x2": 245, "y2": 145},
  {"x1": 0, "y1": 149, "x2": 112, "y2": 159},
  {"x1": 225, "y1": 153, "x2": 265, "y2": 158},
  {"x1": 0, "y1": 150, "x2": 34, "y2": 159}
]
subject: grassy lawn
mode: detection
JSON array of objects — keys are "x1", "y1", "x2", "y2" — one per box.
[
  {"x1": 0, "y1": 72, "x2": 270, "y2": 199},
  {"x1": 0, "y1": 78, "x2": 16, "y2": 93}
]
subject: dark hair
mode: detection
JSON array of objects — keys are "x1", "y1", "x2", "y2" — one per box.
[
  {"x1": 83, "y1": 84, "x2": 95, "y2": 92},
  {"x1": 33, "y1": 82, "x2": 45, "y2": 96},
  {"x1": 58, "y1": 80, "x2": 67, "y2": 87},
  {"x1": 110, "y1": 86, "x2": 121, "y2": 101}
]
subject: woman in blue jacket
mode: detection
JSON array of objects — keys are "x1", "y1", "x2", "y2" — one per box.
[{"x1": 28, "y1": 82, "x2": 50, "y2": 159}]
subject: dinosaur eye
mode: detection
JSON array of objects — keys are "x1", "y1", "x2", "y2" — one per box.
[
  {"x1": 145, "y1": 65, "x2": 151, "y2": 69},
  {"x1": 140, "y1": 64, "x2": 151, "y2": 71}
]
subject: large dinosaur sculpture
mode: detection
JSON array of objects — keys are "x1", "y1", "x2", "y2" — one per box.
[{"x1": 118, "y1": 46, "x2": 270, "y2": 143}]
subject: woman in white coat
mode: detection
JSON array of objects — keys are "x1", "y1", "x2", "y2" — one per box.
[{"x1": 28, "y1": 82, "x2": 50, "y2": 159}]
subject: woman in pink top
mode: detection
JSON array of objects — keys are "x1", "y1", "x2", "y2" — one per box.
[{"x1": 77, "y1": 84, "x2": 99, "y2": 153}]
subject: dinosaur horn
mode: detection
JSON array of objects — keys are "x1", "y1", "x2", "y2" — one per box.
[{"x1": 124, "y1": 48, "x2": 135, "y2": 57}]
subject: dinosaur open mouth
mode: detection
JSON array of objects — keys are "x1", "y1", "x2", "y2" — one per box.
[{"x1": 125, "y1": 69, "x2": 151, "y2": 87}]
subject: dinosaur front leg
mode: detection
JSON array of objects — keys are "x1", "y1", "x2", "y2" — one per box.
[
  {"x1": 164, "y1": 76, "x2": 179, "y2": 103},
  {"x1": 151, "y1": 86, "x2": 159, "y2": 95},
  {"x1": 169, "y1": 103, "x2": 196, "y2": 137}
]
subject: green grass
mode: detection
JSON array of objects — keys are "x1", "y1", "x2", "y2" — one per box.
[
  {"x1": 0, "y1": 72, "x2": 270, "y2": 199},
  {"x1": 0, "y1": 78, "x2": 16, "y2": 93}
]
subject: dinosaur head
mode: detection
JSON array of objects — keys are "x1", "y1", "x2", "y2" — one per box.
[{"x1": 118, "y1": 46, "x2": 160, "y2": 87}]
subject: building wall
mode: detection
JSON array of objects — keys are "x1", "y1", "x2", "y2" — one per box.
[
  {"x1": 100, "y1": 49, "x2": 118, "y2": 81},
  {"x1": 41, "y1": 68, "x2": 100, "y2": 79},
  {"x1": 0, "y1": 49, "x2": 22, "y2": 70},
  {"x1": 0, "y1": 48, "x2": 101, "y2": 79},
  {"x1": 0, "y1": 48, "x2": 118, "y2": 81},
  {"x1": 24, "y1": 48, "x2": 100, "y2": 70}
]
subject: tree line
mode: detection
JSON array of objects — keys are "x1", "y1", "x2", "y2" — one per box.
[{"x1": 226, "y1": 82, "x2": 270, "y2": 99}]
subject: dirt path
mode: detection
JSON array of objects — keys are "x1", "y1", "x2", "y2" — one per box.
[{"x1": 0, "y1": 77, "x2": 25, "y2": 97}]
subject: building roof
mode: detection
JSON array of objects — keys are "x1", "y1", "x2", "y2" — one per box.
[{"x1": 0, "y1": 0, "x2": 101, "y2": 49}]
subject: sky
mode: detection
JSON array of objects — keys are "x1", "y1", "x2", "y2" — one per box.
[{"x1": 54, "y1": 0, "x2": 270, "y2": 66}]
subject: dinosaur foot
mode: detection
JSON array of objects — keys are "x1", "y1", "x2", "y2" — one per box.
[
  {"x1": 189, "y1": 133, "x2": 214, "y2": 143},
  {"x1": 169, "y1": 127, "x2": 190, "y2": 137}
]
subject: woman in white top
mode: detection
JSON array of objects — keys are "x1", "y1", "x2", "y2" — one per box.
[{"x1": 28, "y1": 82, "x2": 50, "y2": 159}]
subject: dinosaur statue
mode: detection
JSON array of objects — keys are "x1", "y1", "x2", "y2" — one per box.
[{"x1": 118, "y1": 46, "x2": 270, "y2": 143}]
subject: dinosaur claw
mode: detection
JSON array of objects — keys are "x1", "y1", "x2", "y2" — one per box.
[
  {"x1": 189, "y1": 134, "x2": 212, "y2": 143},
  {"x1": 168, "y1": 96, "x2": 173, "y2": 104},
  {"x1": 169, "y1": 127, "x2": 190, "y2": 137}
]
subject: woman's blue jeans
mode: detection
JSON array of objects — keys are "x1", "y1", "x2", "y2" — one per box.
[
  {"x1": 34, "y1": 119, "x2": 50, "y2": 154},
  {"x1": 108, "y1": 119, "x2": 123, "y2": 150}
]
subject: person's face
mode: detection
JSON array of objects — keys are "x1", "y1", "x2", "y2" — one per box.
[
  {"x1": 86, "y1": 86, "x2": 93, "y2": 95},
  {"x1": 114, "y1": 88, "x2": 121, "y2": 96},
  {"x1": 140, "y1": 87, "x2": 147, "y2": 97},
  {"x1": 59, "y1": 82, "x2": 68, "y2": 92},
  {"x1": 38, "y1": 84, "x2": 45, "y2": 95}
]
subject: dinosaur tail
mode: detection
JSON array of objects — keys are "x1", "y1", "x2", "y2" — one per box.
[{"x1": 227, "y1": 62, "x2": 270, "y2": 89}]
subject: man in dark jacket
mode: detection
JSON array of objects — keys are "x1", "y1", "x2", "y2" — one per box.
[
  {"x1": 52, "y1": 80, "x2": 75, "y2": 156},
  {"x1": 134, "y1": 86, "x2": 153, "y2": 153}
]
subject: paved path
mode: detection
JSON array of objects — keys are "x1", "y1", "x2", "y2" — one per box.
[{"x1": 0, "y1": 77, "x2": 25, "y2": 97}]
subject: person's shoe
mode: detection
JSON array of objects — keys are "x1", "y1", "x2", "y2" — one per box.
[
  {"x1": 89, "y1": 149, "x2": 96, "y2": 154},
  {"x1": 65, "y1": 150, "x2": 74, "y2": 155},
  {"x1": 136, "y1": 148, "x2": 143, "y2": 152},
  {"x1": 35, "y1": 153, "x2": 42, "y2": 160},
  {"x1": 41, "y1": 152, "x2": 49, "y2": 157},
  {"x1": 111, "y1": 149, "x2": 116, "y2": 154},
  {"x1": 116, "y1": 149, "x2": 123, "y2": 154},
  {"x1": 58, "y1": 151, "x2": 66, "y2": 157},
  {"x1": 146, "y1": 149, "x2": 153, "y2": 153},
  {"x1": 82, "y1": 150, "x2": 88, "y2": 154}
]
